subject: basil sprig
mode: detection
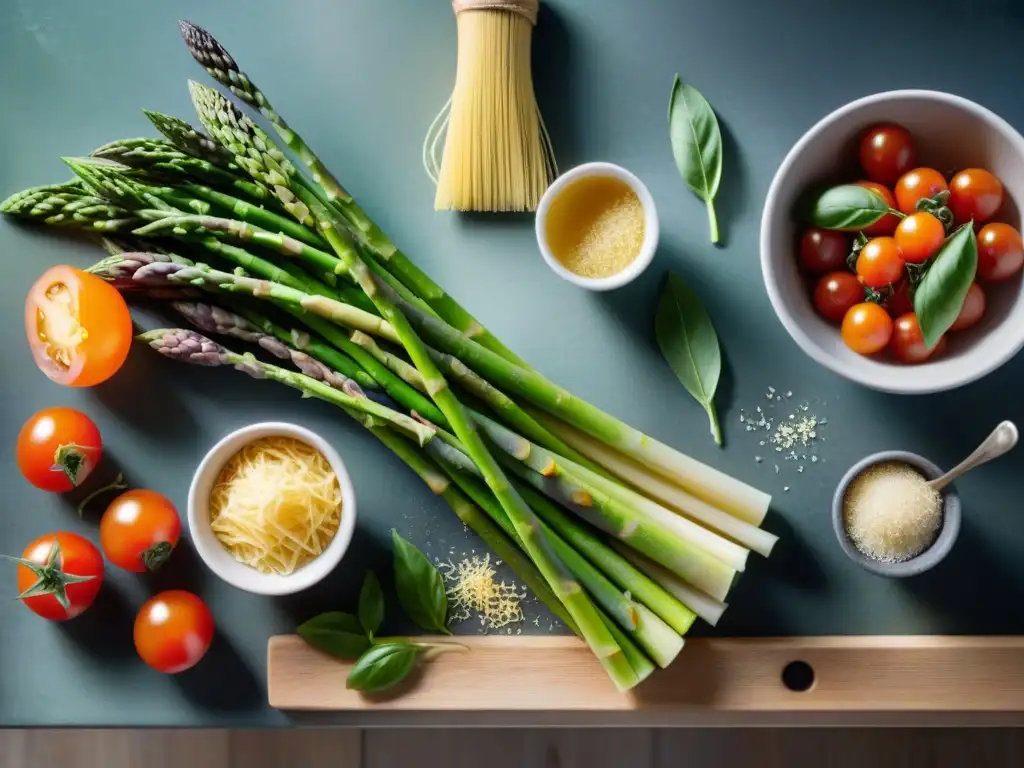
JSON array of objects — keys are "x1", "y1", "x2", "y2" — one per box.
[
  {"x1": 668, "y1": 76, "x2": 724, "y2": 243},
  {"x1": 803, "y1": 184, "x2": 892, "y2": 230},
  {"x1": 914, "y1": 223, "x2": 978, "y2": 348},
  {"x1": 296, "y1": 537, "x2": 463, "y2": 694}
]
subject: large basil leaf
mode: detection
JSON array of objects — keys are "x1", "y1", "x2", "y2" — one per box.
[
  {"x1": 914, "y1": 223, "x2": 978, "y2": 348},
  {"x1": 391, "y1": 530, "x2": 450, "y2": 635},
  {"x1": 668, "y1": 76, "x2": 723, "y2": 243},
  {"x1": 655, "y1": 273, "x2": 722, "y2": 446},
  {"x1": 803, "y1": 184, "x2": 890, "y2": 230},
  {"x1": 346, "y1": 643, "x2": 423, "y2": 693},
  {"x1": 297, "y1": 611, "x2": 371, "y2": 659}
]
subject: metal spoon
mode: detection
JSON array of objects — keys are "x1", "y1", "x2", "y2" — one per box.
[{"x1": 927, "y1": 421, "x2": 1019, "y2": 492}]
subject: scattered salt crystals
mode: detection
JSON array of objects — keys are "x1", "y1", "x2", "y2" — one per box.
[{"x1": 739, "y1": 388, "x2": 828, "y2": 484}]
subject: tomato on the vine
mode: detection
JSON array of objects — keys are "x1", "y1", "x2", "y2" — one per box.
[
  {"x1": 977, "y1": 222, "x2": 1024, "y2": 282},
  {"x1": 895, "y1": 168, "x2": 948, "y2": 216},
  {"x1": 949, "y1": 168, "x2": 1003, "y2": 225},
  {"x1": 16, "y1": 407, "x2": 102, "y2": 493},
  {"x1": 813, "y1": 272, "x2": 863, "y2": 322},
  {"x1": 841, "y1": 302, "x2": 893, "y2": 355},
  {"x1": 799, "y1": 228, "x2": 848, "y2": 273},
  {"x1": 13, "y1": 532, "x2": 104, "y2": 621},
  {"x1": 134, "y1": 590, "x2": 214, "y2": 674},
  {"x1": 100, "y1": 490, "x2": 181, "y2": 573},
  {"x1": 890, "y1": 313, "x2": 944, "y2": 363},
  {"x1": 25, "y1": 266, "x2": 133, "y2": 388},
  {"x1": 856, "y1": 237, "x2": 904, "y2": 288},
  {"x1": 854, "y1": 181, "x2": 900, "y2": 236},
  {"x1": 895, "y1": 212, "x2": 945, "y2": 264},
  {"x1": 949, "y1": 282, "x2": 986, "y2": 332},
  {"x1": 859, "y1": 124, "x2": 916, "y2": 186},
  {"x1": 886, "y1": 280, "x2": 914, "y2": 318}
]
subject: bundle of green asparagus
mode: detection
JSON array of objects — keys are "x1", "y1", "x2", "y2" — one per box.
[{"x1": 0, "y1": 21, "x2": 776, "y2": 690}]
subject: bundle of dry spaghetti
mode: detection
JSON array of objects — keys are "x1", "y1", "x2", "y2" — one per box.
[{"x1": 424, "y1": 0, "x2": 557, "y2": 212}]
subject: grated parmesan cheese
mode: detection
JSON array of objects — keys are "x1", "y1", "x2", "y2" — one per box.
[
  {"x1": 209, "y1": 436, "x2": 342, "y2": 575},
  {"x1": 440, "y1": 554, "x2": 525, "y2": 630},
  {"x1": 843, "y1": 461, "x2": 941, "y2": 563}
]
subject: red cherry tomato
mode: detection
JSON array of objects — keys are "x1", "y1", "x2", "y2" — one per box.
[
  {"x1": 949, "y1": 282, "x2": 986, "y2": 332},
  {"x1": 856, "y1": 237, "x2": 904, "y2": 288},
  {"x1": 100, "y1": 490, "x2": 181, "y2": 573},
  {"x1": 895, "y1": 212, "x2": 946, "y2": 264},
  {"x1": 16, "y1": 407, "x2": 102, "y2": 493},
  {"x1": 859, "y1": 124, "x2": 916, "y2": 186},
  {"x1": 842, "y1": 303, "x2": 893, "y2": 355},
  {"x1": 886, "y1": 280, "x2": 914, "y2": 318},
  {"x1": 949, "y1": 169, "x2": 1003, "y2": 225},
  {"x1": 134, "y1": 590, "x2": 214, "y2": 674},
  {"x1": 854, "y1": 181, "x2": 900, "y2": 236},
  {"x1": 977, "y1": 223, "x2": 1024, "y2": 282},
  {"x1": 895, "y1": 168, "x2": 948, "y2": 216},
  {"x1": 14, "y1": 532, "x2": 104, "y2": 621},
  {"x1": 799, "y1": 228, "x2": 848, "y2": 273},
  {"x1": 890, "y1": 313, "x2": 944, "y2": 363},
  {"x1": 25, "y1": 266, "x2": 133, "y2": 387},
  {"x1": 813, "y1": 271, "x2": 864, "y2": 322}
]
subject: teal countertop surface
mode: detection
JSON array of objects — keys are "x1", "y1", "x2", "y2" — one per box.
[{"x1": 3, "y1": 0, "x2": 1024, "y2": 727}]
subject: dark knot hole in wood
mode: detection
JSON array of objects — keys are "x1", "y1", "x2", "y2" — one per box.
[{"x1": 781, "y1": 660, "x2": 815, "y2": 692}]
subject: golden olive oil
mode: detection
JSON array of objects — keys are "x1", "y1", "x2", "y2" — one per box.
[{"x1": 545, "y1": 176, "x2": 645, "y2": 278}]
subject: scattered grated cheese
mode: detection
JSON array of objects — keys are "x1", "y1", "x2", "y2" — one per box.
[
  {"x1": 440, "y1": 553, "x2": 525, "y2": 630},
  {"x1": 843, "y1": 461, "x2": 941, "y2": 563}
]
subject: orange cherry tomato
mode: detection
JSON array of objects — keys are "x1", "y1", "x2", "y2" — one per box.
[
  {"x1": 886, "y1": 280, "x2": 914, "y2": 318},
  {"x1": 841, "y1": 302, "x2": 893, "y2": 355},
  {"x1": 799, "y1": 227, "x2": 848, "y2": 273},
  {"x1": 134, "y1": 590, "x2": 214, "y2": 674},
  {"x1": 813, "y1": 271, "x2": 864, "y2": 322},
  {"x1": 977, "y1": 223, "x2": 1024, "y2": 282},
  {"x1": 100, "y1": 490, "x2": 181, "y2": 573},
  {"x1": 25, "y1": 266, "x2": 132, "y2": 387},
  {"x1": 16, "y1": 407, "x2": 102, "y2": 493},
  {"x1": 14, "y1": 532, "x2": 104, "y2": 621},
  {"x1": 949, "y1": 282, "x2": 986, "y2": 332},
  {"x1": 895, "y1": 212, "x2": 946, "y2": 263},
  {"x1": 949, "y1": 168, "x2": 1003, "y2": 225},
  {"x1": 859, "y1": 124, "x2": 916, "y2": 186},
  {"x1": 890, "y1": 313, "x2": 944, "y2": 364},
  {"x1": 854, "y1": 181, "x2": 900, "y2": 236},
  {"x1": 856, "y1": 237, "x2": 904, "y2": 288},
  {"x1": 895, "y1": 168, "x2": 948, "y2": 215}
]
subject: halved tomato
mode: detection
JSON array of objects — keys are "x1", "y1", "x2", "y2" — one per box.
[{"x1": 26, "y1": 266, "x2": 133, "y2": 387}]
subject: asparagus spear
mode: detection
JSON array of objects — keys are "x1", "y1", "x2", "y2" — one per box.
[
  {"x1": 139, "y1": 328, "x2": 434, "y2": 446},
  {"x1": 180, "y1": 25, "x2": 523, "y2": 365},
  {"x1": 189, "y1": 80, "x2": 624, "y2": 668},
  {"x1": 143, "y1": 110, "x2": 237, "y2": 168},
  {"x1": 0, "y1": 183, "x2": 138, "y2": 231}
]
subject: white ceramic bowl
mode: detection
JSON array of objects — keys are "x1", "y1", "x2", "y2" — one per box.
[
  {"x1": 536, "y1": 162, "x2": 660, "y2": 291},
  {"x1": 187, "y1": 422, "x2": 357, "y2": 596},
  {"x1": 761, "y1": 90, "x2": 1024, "y2": 394}
]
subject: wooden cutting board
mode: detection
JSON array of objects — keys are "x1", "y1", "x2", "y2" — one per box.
[{"x1": 268, "y1": 634, "x2": 1024, "y2": 712}]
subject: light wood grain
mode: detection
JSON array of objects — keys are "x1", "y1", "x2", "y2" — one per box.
[{"x1": 269, "y1": 634, "x2": 1024, "y2": 713}]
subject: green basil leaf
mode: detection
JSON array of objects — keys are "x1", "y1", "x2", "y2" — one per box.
[
  {"x1": 803, "y1": 184, "x2": 889, "y2": 230},
  {"x1": 668, "y1": 76, "x2": 723, "y2": 243},
  {"x1": 346, "y1": 642, "x2": 423, "y2": 693},
  {"x1": 358, "y1": 570, "x2": 384, "y2": 640},
  {"x1": 392, "y1": 530, "x2": 450, "y2": 634},
  {"x1": 655, "y1": 273, "x2": 722, "y2": 446},
  {"x1": 914, "y1": 223, "x2": 978, "y2": 348},
  {"x1": 297, "y1": 611, "x2": 371, "y2": 659}
]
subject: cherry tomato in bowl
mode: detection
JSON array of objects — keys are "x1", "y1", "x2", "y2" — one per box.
[
  {"x1": 841, "y1": 302, "x2": 893, "y2": 355},
  {"x1": 13, "y1": 532, "x2": 104, "y2": 621},
  {"x1": 799, "y1": 227, "x2": 848, "y2": 273},
  {"x1": 895, "y1": 212, "x2": 946, "y2": 264},
  {"x1": 134, "y1": 590, "x2": 214, "y2": 674},
  {"x1": 16, "y1": 407, "x2": 102, "y2": 492},
  {"x1": 949, "y1": 168, "x2": 1004, "y2": 225},
  {"x1": 886, "y1": 280, "x2": 915, "y2": 318},
  {"x1": 100, "y1": 490, "x2": 181, "y2": 573},
  {"x1": 25, "y1": 266, "x2": 133, "y2": 387},
  {"x1": 859, "y1": 124, "x2": 916, "y2": 186},
  {"x1": 856, "y1": 237, "x2": 904, "y2": 288},
  {"x1": 949, "y1": 282, "x2": 986, "y2": 332},
  {"x1": 813, "y1": 272, "x2": 864, "y2": 322},
  {"x1": 890, "y1": 313, "x2": 945, "y2": 363},
  {"x1": 854, "y1": 181, "x2": 900, "y2": 236},
  {"x1": 977, "y1": 223, "x2": 1024, "y2": 282},
  {"x1": 895, "y1": 168, "x2": 948, "y2": 215}
]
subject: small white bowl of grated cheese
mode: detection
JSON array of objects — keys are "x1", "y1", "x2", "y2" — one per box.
[{"x1": 188, "y1": 422, "x2": 357, "y2": 595}]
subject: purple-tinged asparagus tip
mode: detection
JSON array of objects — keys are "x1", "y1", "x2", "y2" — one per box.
[
  {"x1": 87, "y1": 252, "x2": 175, "y2": 287},
  {"x1": 173, "y1": 302, "x2": 263, "y2": 344},
  {"x1": 137, "y1": 328, "x2": 230, "y2": 366}
]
